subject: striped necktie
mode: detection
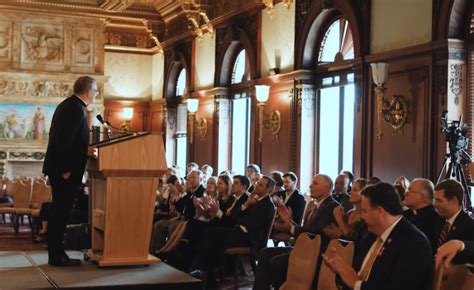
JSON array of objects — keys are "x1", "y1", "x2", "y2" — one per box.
[{"x1": 437, "y1": 221, "x2": 450, "y2": 247}]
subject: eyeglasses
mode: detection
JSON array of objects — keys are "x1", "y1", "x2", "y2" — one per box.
[{"x1": 90, "y1": 89, "x2": 99, "y2": 96}]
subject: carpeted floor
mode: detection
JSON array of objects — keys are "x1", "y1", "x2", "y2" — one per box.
[{"x1": 0, "y1": 216, "x2": 254, "y2": 289}]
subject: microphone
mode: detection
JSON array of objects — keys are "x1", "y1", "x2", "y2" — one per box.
[{"x1": 96, "y1": 114, "x2": 111, "y2": 140}]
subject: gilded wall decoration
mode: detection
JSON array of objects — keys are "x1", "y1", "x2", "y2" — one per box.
[
  {"x1": 21, "y1": 23, "x2": 64, "y2": 64},
  {"x1": 73, "y1": 28, "x2": 94, "y2": 67},
  {"x1": 0, "y1": 78, "x2": 73, "y2": 99},
  {"x1": 0, "y1": 21, "x2": 12, "y2": 61}
]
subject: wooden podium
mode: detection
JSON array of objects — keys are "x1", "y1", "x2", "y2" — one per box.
[{"x1": 85, "y1": 132, "x2": 167, "y2": 266}]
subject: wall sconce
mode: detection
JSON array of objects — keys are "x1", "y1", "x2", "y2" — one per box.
[
  {"x1": 187, "y1": 98, "x2": 199, "y2": 144},
  {"x1": 371, "y1": 63, "x2": 409, "y2": 139},
  {"x1": 120, "y1": 107, "x2": 133, "y2": 133},
  {"x1": 263, "y1": 109, "x2": 281, "y2": 139},
  {"x1": 256, "y1": 85, "x2": 270, "y2": 142},
  {"x1": 283, "y1": 0, "x2": 293, "y2": 9}
]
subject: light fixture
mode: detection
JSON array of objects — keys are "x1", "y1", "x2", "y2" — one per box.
[
  {"x1": 283, "y1": 0, "x2": 293, "y2": 9},
  {"x1": 187, "y1": 98, "x2": 199, "y2": 144},
  {"x1": 371, "y1": 63, "x2": 389, "y2": 140},
  {"x1": 255, "y1": 85, "x2": 270, "y2": 142},
  {"x1": 120, "y1": 107, "x2": 134, "y2": 133}
]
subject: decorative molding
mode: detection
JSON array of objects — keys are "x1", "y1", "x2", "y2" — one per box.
[
  {"x1": 195, "y1": 117, "x2": 207, "y2": 141},
  {"x1": 0, "y1": 77, "x2": 74, "y2": 100},
  {"x1": 449, "y1": 63, "x2": 464, "y2": 100},
  {"x1": 8, "y1": 151, "x2": 45, "y2": 161},
  {"x1": 263, "y1": 109, "x2": 281, "y2": 139}
]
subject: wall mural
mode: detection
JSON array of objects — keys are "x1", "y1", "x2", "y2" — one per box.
[{"x1": 0, "y1": 103, "x2": 56, "y2": 141}]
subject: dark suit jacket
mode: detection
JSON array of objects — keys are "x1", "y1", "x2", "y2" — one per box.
[
  {"x1": 403, "y1": 205, "x2": 444, "y2": 253},
  {"x1": 175, "y1": 184, "x2": 205, "y2": 221},
  {"x1": 211, "y1": 192, "x2": 249, "y2": 228},
  {"x1": 276, "y1": 189, "x2": 306, "y2": 225},
  {"x1": 332, "y1": 192, "x2": 353, "y2": 213},
  {"x1": 436, "y1": 210, "x2": 474, "y2": 264},
  {"x1": 231, "y1": 195, "x2": 276, "y2": 252},
  {"x1": 357, "y1": 217, "x2": 433, "y2": 290},
  {"x1": 294, "y1": 195, "x2": 340, "y2": 251},
  {"x1": 459, "y1": 240, "x2": 474, "y2": 263},
  {"x1": 43, "y1": 95, "x2": 89, "y2": 179}
]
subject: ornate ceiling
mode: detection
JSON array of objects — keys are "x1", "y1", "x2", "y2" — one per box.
[{"x1": 0, "y1": 0, "x2": 266, "y2": 52}]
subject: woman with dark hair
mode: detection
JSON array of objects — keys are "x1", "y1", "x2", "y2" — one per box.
[{"x1": 270, "y1": 171, "x2": 284, "y2": 196}]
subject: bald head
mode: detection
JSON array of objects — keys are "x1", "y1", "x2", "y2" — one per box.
[
  {"x1": 310, "y1": 174, "x2": 333, "y2": 200},
  {"x1": 404, "y1": 178, "x2": 434, "y2": 210}
]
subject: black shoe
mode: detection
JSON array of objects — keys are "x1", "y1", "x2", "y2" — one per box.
[
  {"x1": 189, "y1": 269, "x2": 203, "y2": 279},
  {"x1": 48, "y1": 256, "x2": 81, "y2": 267}
]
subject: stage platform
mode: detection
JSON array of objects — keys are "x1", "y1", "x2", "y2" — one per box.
[{"x1": 0, "y1": 251, "x2": 201, "y2": 289}]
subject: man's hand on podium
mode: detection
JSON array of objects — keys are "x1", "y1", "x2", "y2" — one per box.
[{"x1": 88, "y1": 147, "x2": 98, "y2": 159}]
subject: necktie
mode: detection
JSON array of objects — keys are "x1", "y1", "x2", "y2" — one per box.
[
  {"x1": 437, "y1": 221, "x2": 450, "y2": 247},
  {"x1": 303, "y1": 203, "x2": 318, "y2": 227},
  {"x1": 358, "y1": 237, "x2": 384, "y2": 281},
  {"x1": 225, "y1": 196, "x2": 238, "y2": 216}
]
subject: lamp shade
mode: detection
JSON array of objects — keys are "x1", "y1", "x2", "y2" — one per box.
[
  {"x1": 123, "y1": 107, "x2": 134, "y2": 120},
  {"x1": 187, "y1": 99, "x2": 199, "y2": 113},
  {"x1": 255, "y1": 85, "x2": 270, "y2": 103},
  {"x1": 370, "y1": 63, "x2": 390, "y2": 86}
]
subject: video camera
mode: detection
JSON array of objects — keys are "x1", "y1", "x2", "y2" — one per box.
[{"x1": 440, "y1": 110, "x2": 469, "y2": 163}]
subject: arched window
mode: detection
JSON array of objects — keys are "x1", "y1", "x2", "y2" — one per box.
[
  {"x1": 315, "y1": 17, "x2": 356, "y2": 180},
  {"x1": 318, "y1": 18, "x2": 354, "y2": 64},
  {"x1": 176, "y1": 68, "x2": 187, "y2": 96},
  {"x1": 231, "y1": 49, "x2": 247, "y2": 84}
]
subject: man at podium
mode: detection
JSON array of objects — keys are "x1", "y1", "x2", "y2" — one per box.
[{"x1": 43, "y1": 76, "x2": 98, "y2": 267}]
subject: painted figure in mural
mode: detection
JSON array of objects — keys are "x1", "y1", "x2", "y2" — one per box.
[
  {"x1": 33, "y1": 107, "x2": 45, "y2": 140},
  {"x1": 5, "y1": 112, "x2": 24, "y2": 138}
]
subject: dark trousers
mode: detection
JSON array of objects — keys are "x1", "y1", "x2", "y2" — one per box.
[
  {"x1": 47, "y1": 173, "x2": 81, "y2": 259},
  {"x1": 253, "y1": 247, "x2": 292, "y2": 290}
]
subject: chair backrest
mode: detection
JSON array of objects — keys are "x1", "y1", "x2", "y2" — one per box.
[
  {"x1": 280, "y1": 234, "x2": 322, "y2": 290},
  {"x1": 441, "y1": 264, "x2": 474, "y2": 290},
  {"x1": 12, "y1": 179, "x2": 32, "y2": 208},
  {"x1": 5, "y1": 179, "x2": 20, "y2": 197},
  {"x1": 30, "y1": 178, "x2": 52, "y2": 208},
  {"x1": 317, "y1": 239, "x2": 355, "y2": 290}
]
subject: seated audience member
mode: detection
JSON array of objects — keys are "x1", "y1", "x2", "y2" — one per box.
[
  {"x1": 324, "y1": 182, "x2": 433, "y2": 290},
  {"x1": 246, "y1": 164, "x2": 261, "y2": 192},
  {"x1": 208, "y1": 175, "x2": 250, "y2": 228},
  {"x1": 435, "y1": 239, "x2": 474, "y2": 269},
  {"x1": 186, "y1": 162, "x2": 199, "y2": 176},
  {"x1": 434, "y1": 179, "x2": 474, "y2": 264},
  {"x1": 253, "y1": 174, "x2": 340, "y2": 290},
  {"x1": 274, "y1": 172, "x2": 305, "y2": 225},
  {"x1": 332, "y1": 174, "x2": 353, "y2": 213},
  {"x1": 330, "y1": 178, "x2": 368, "y2": 249},
  {"x1": 270, "y1": 171, "x2": 284, "y2": 196},
  {"x1": 394, "y1": 176, "x2": 410, "y2": 191},
  {"x1": 367, "y1": 176, "x2": 381, "y2": 186},
  {"x1": 194, "y1": 176, "x2": 275, "y2": 286},
  {"x1": 204, "y1": 176, "x2": 218, "y2": 200},
  {"x1": 0, "y1": 176, "x2": 12, "y2": 203},
  {"x1": 153, "y1": 174, "x2": 181, "y2": 222},
  {"x1": 201, "y1": 164, "x2": 214, "y2": 185},
  {"x1": 251, "y1": 173, "x2": 263, "y2": 193},
  {"x1": 160, "y1": 175, "x2": 235, "y2": 270},
  {"x1": 403, "y1": 178, "x2": 443, "y2": 252},
  {"x1": 340, "y1": 170, "x2": 354, "y2": 193},
  {"x1": 150, "y1": 170, "x2": 204, "y2": 254}
]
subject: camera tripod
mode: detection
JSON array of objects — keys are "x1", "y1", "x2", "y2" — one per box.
[{"x1": 437, "y1": 149, "x2": 472, "y2": 211}]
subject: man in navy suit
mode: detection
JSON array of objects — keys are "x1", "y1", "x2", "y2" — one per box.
[
  {"x1": 275, "y1": 172, "x2": 305, "y2": 225},
  {"x1": 325, "y1": 182, "x2": 433, "y2": 290},
  {"x1": 43, "y1": 76, "x2": 98, "y2": 267},
  {"x1": 434, "y1": 179, "x2": 474, "y2": 264}
]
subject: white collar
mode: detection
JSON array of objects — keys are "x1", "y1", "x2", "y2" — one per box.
[{"x1": 447, "y1": 209, "x2": 462, "y2": 227}]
